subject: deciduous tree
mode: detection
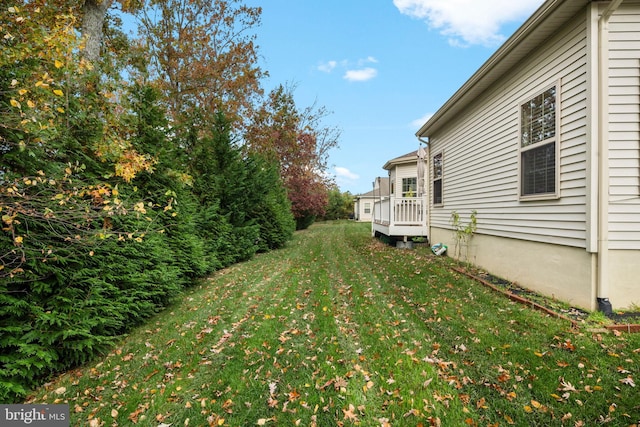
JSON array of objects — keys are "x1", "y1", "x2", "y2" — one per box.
[
  {"x1": 322, "y1": 186, "x2": 354, "y2": 220},
  {"x1": 245, "y1": 84, "x2": 340, "y2": 228},
  {"x1": 135, "y1": 0, "x2": 264, "y2": 132}
]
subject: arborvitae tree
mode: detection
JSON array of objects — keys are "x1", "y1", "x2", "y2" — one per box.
[
  {"x1": 1, "y1": 7, "x2": 179, "y2": 402},
  {"x1": 190, "y1": 113, "x2": 259, "y2": 265},
  {"x1": 124, "y1": 82, "x2": 210, "y2": 278},
  {"x1": 245, "y1": 154, "x2": 295, "y2": 252},
  {"x1": 0, "y1": 80, "x2": 186, "y2": 402}
]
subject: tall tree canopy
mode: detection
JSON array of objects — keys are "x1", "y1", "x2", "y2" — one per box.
[{"x1": 135, "y1": 0, "x2": 265, "y2": 132}]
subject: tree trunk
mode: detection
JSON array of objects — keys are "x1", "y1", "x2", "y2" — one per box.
[{"x1": 81, "y1": 0, "x2": 113, "y2": 64}]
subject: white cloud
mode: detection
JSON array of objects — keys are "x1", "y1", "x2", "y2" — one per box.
[
  {"x1": 359, "y1": 56, "x2": 378, "y2": 65},
  {"x1": 318, "y1": 60, "x2": 337, "y2": 73},
  {"x1": 335, "y1": 166, "x2": 360, "y2": 180},
  {"x1": 393, "y1": 0, "x2": 544, "y2": 47},
  {"x1": 318, "y1": 58, "x2": 379, "y2": 81},
  {"x1": 411, "y1": 112, "x2": 433, "y2": 129},
  {"x1": 343, "y1": 67, "x2": 378, "y2": 82}
]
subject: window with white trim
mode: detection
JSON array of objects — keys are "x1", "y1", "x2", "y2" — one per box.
[
  {"x1": 433, "y1": 152, "x2": 443, "y2": 205},
  {"x1": 520, "y1": 85, "x2": 558, "y2": 197},
  {"x1": 402, "y1": 177, "x2": 417, "y2": 197},
  {"x1": 364, "y1": 202, "x2": 371, "y2": 214}
]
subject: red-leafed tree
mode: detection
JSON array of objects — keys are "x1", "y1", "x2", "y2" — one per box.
[{"x1": 245, "y1": 84, "x2": 340, "y2": 229}]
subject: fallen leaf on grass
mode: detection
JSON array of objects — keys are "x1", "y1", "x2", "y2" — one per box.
[
  {"x1": 619, "y1": 376, "x2": 636, "y2": 387},
  {"x1": 403, "y1": 408, "x2": 420, "y2": 417},
  {"x1": 197, "y1": 327, "x2": 214, "y2": 339},
  {"x1": 288, "y1": 390, "x2": 300, "y2": 402},
  {"x1": 476, "y1": 397, "x2": 488, "y2": 409},
  {"x1": 559, "y1": 378, "x2": 577, "y2": 392},
  {"x1": 343, "y1": 404, "x2": 358, "y2": 422}
]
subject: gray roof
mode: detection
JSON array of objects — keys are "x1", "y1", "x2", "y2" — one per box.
[
  {"x1": 383, "y1": 150, "x2": 419, "y2": 170},
  {"x1": 356, "y1": 177, "x2": 390, "y2": 197}
]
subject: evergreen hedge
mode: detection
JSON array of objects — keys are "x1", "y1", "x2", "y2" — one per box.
[{"x1": 0, "y1": 86, "x2": 295, "y2": 402}]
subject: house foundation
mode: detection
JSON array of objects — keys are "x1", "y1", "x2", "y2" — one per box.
[{"x1": 430, "y1": 228, "x2": 597, "y2": 311}]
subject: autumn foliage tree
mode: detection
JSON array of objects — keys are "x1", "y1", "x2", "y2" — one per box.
[
  {"x1": 245, "y1": 85, "x2": 340, "y2": 229},
  {"x1": 135, "y1": 0, "x2": 265, "y2": 133}
]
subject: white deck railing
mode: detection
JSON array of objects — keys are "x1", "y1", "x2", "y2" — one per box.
[{"x1": 373, "y1": 197, "x2": 426, "y2": 226}]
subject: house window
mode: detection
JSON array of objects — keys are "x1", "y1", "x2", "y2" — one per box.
[
  {"x1": 433, "y1": 152, "x2": 443, "y2": 205},
  {"x1": 364, "y1": 203, "x2": 371, "y2": 214},
  {"x1": 520, "y1": 85, "x2": 558, "y2": 197},
  {"x1": 402, "y1": 177, "x2": 417, "y2": 197}
]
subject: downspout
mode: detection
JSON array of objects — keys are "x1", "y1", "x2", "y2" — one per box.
[
  {"x1": 418, "y1": 136, "x2": 430, "y2": 238},
  {"x1": 596, "y1": 0, "x2": 623, "y2": 315}
]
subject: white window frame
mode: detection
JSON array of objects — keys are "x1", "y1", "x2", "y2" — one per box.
[
  {"x1": 402, "y1": 177, "x2": 417, "y2": 198},
  {"x1": 518, "y1": 82, "x2": 560, "y2": 200},
  {"x1": 432, "y1": 151, "x2": 443, "y2": 206},
  {"x1": 364, "y1": 202, "x2": 371, "y2": 214}
]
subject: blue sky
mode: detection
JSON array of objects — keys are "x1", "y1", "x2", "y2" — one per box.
[{"x1": 246, "y1": 0, "x2": 545, "y2": 195}]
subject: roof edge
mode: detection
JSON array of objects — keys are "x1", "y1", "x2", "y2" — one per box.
[{"x1": 416, "y1": 0, "x2": 571, "y2": 137}]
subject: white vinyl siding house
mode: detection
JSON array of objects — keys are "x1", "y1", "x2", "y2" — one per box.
[{"x1": 417, "y1": 0, "x2": 640, "y2": 311}]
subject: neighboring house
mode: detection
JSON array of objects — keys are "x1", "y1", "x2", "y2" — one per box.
[
  {"x1": 354, "y1": 177, "x2": 389, "y2": 222},
  {"x1": 372, "y1": 149, "x2": 429, "y2": 241},
  {"x1": 416, "y1": 0, "x2": 640, "y2": 311}
]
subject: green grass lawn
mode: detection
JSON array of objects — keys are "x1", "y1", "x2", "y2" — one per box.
[{"x1": 28, "y1": 221, "x2": 640, "y2": 426}]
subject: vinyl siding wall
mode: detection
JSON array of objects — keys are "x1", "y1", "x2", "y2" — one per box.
[
  {"x1": 354, "y1": 197, "x2": 375, "y2": 222},
  {"x1": 608, "y1": 1, "x2": 640, "y2": 250},
  {"x1": 394, "y1": 163, "x2": 418, "y2": 196},
  {"x1": 429, "y1": 12, "x2": 590, "y2": 248}
]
